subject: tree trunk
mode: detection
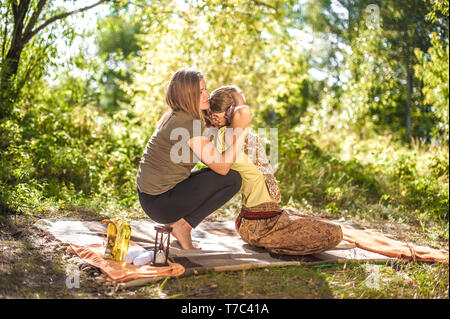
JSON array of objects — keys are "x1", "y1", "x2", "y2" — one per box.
[
  {"x1": 1, "y1": 44, "x2": 24, "y2": 90},
  {"x1": 404, "y1": 19, "x2": 412, "y2": 140},
  {"x1": 0, "y1": 0, "x2": 29, "y2": 119},
  {"x1": 0, "y1": 41, "x2": 25, "y2": 120},
  {"x1": 405, "y1": 58, "x2": 412, "y2": 139}
]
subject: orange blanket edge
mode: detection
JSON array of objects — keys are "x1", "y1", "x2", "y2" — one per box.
[
  {"x1": 337, "y1": 223, "x2": 449, "y2": 264},
  {"x1": 66, "y1": 242, "x2": 185, "y2": 283}
]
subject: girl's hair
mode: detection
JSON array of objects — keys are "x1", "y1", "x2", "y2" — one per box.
[
  {"x1": 164, "y1": 67, "x2": 204, "y2": 121},
  {"x1": 204, "y1": 85, "x2": 243, "y2": 127}
]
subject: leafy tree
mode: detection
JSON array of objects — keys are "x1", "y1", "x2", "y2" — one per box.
[
  {"x1": 129, "y1": 0, "x2": 311, "y2": 129},
  {"x1": 426, "y1": 0, "x2": 449, "y2": 23},
  {"x1": 412, "y1": 0, "x2": 449, "y2": 143},
  {"x1": 0, "y1": 0, "x2": 112, "y2": 120},
  {"x1": 414, "y1": 34, "x2": 449, "y2": 143},
  {"x1": 301, "y1": 0, "x2": 448, "y2": 141},
  {"x1": 96, "y1": 8, "x2": 143, "y2": 112}
]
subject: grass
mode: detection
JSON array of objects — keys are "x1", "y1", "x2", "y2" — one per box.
[{"x1": 123, "y1": 261, "x2": 449, "y2": 299}]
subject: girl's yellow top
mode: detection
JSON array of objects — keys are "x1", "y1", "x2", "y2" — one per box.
[{"x1": 215, "y1": 127, "x2": 279, "y2": 208}]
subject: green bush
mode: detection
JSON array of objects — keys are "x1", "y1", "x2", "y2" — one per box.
[
  {"x1": 387, "y1": 151, "x2": 449, "y2": 221},
  {"x1": 276, "y1": 129, "x2": 382, "y2": 212},
  {"x1": 0, "y1": 80, "x2": 151, "y2": 217}
]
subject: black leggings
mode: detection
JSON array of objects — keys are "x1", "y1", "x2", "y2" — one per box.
[{"x1": 138, "y1": 168, "x2": 242, "y2": 228}]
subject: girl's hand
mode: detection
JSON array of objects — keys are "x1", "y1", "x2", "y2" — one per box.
[{"x1": 232, "y1": 91, "x2": 246, "y2": 106}]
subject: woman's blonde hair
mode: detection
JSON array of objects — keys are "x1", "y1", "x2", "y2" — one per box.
[
  {"x1": 165, "y1": 67, "x2": 204, "y2": 119},
  {"x1": 203, "y1": 85, "x2": 243, "y2": 127}
]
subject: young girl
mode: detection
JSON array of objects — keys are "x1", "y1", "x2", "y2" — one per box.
[{"x1": 205, "y1": 85, "x2": 343, "y2": 255}]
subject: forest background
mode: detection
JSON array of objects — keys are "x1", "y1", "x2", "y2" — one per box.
[{"x1": 0, "y1": 0, "x2": 448, "y2": 299}]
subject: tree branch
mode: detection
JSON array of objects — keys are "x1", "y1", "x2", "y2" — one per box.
[
  {"x1": 22, "y1": 0, "x2": 111, "y2": 44},
  {"x1": 22, "y1": 0, "x2": 47, "y2": 42},
  {"x1": 17, "y1": 0, "x2": 31, "y2": 25},
  {"x1": 1, "y1": 1, "x2": 12, "y2": 61},
  {"x1": 251, "y1": 0, "x2": 277, "y2": 11},
  {"x1": 11, "y1": 0, "x2": 31, "y2": 48},
  {"x1": 11, "y1": 1, "x2": 18, "y2": 18},
  {"x1": 16, "y1": 41, "x2": 53, "y2": 91}
]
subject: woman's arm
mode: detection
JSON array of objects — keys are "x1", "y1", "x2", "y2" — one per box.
[
  {"x1": 189, "y1": 98, "x2": 253, "y2": 175},
  {"x1": 188, "y1": 128, "x2": 248, "y2": 175}
]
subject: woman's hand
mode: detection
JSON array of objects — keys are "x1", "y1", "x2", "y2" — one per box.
[
  {"x1": 227, "y1": 92, "x2": 251, "y2": 127},
  {"x1": 224, "y1": 107, "x2": 234, "y2": 123},
  {"x1": 232, "y1": 91, "x2": 246, "y2": 106},
  {"x1": 230, "y1": 104, "x2": 252, "y2": 129},
  {"x1": 211, "y1": 112, "x2": 228, "y2": 127}
]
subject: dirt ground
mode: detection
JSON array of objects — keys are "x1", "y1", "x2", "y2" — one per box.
[
  {"x1": 0, "y1": 214, "x2": 113, "y2": 298},
  {"x1": 0, "y1": 212, "x2": 244, "y2": 299}
]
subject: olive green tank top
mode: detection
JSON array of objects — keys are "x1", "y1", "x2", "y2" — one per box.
[{"x1": 136, "y1": 110, "x2": 205, "y2": 195}]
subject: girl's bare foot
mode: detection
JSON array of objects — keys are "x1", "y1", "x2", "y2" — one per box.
[{"x1": 167, "y1": 218, "x2": 201, "y2": 250}]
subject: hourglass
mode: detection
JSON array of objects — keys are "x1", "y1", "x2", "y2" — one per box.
[{"x1": 152, "y1": 225, "x2": 172, "y2": 267}]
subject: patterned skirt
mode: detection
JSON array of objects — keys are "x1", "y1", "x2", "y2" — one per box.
[{"x1": 236, "y1": 202, "x2": 343, "y2": 255}]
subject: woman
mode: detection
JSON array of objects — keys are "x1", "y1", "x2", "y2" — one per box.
[
  {"x1": 136, "y1": 68, "x2": 252, "y2": 250},
  {"x1": 205, "y1": 85, "x2": 343, "y2": 255}
]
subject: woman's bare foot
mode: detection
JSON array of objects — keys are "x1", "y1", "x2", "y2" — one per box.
[{"x1": 167, "y1": 218, "x2": 201, "y2": 250}]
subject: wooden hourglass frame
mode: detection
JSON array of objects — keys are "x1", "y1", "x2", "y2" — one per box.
[{"x1": 152, "y1": 225, "x2": 172, "y2": 266}]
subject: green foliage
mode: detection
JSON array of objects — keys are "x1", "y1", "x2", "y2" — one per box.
[
  {"x1": 0, "y1": 1, "x2": 448, "y2": 243},
  {"x1": 391, "y1": 152, "x2": 449, "y2": 221},
  {"x1": 275, "y1": 128, "x2": 382, "y2": 213},
  {"x1": 344, "y1": 24, "x2": 406, "y2": 136},
  {"x1": 96, "y1": 11, "x2": 143, "y2": 112},
  {"x1": 303, "y1": 0, "x2": 448, "y2": 141},
  {"x1": 0, "y1": 0, "x2": 82, "y2": 114},
  {"x1": 426, "y1": 0, "x2": 449, "y2": 24},
  {"x1": 0, "y1": 73, "x2": 150, "y2": 216},
  {"x1": 414, "y1": 33, "x2": 449, "y2": 143},
  {"x1": 129, "y1": 0, "x2": 304, "y2": 120}
]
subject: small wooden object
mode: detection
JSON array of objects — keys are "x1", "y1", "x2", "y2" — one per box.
[{"x1": 152, "y1": 225, "x2": 172, "y2": 267}]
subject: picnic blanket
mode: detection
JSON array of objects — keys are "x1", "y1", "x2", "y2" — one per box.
[{"x1": 34, "y1": 217, "x2": 448, "y2": 288}]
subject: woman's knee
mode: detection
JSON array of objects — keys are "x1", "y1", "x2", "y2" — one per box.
[
  {"x1": 325, "y1": 223, "x2": 343, "y2": 249},
  {"x1": 332, "y1": 224, "x2": 343, "y2": 245},
  {"x1": 224, "y1": 169, "x2": 242, "y2": 192}
]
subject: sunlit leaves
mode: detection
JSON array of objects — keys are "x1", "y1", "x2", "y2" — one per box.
[
  {"x1": 129, "y1": 0, "x2": 306, "y2": 126},
  {"x1": 414, "y1": 33, "x2": 449, "y2": 142}
]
